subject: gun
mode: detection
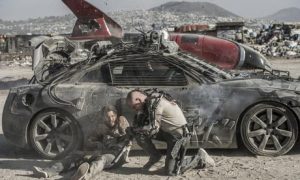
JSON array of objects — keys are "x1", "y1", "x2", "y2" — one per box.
[
  {"x1": 111, "y1": 122, "x2": 159, "y2": 165},
  {"x1": 111, "y1": 135, "x2": 133, "y2": 165},
  {"x1": 174, "y1": 126, "x2": 191, "y2": 175}
]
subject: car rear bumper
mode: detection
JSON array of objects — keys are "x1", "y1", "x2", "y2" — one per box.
[
  {"x1": 2, "y1": 92, "x2": 31, "y2": 148},
  {"x1": 3, "y1": 128, "x2": 28, "y2": 148}
]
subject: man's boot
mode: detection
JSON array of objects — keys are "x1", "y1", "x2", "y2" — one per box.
[
  {"x1": 33, "y1": 162, "x2": 64, "y2": 178},
  {"x1": 180, "y1": 148, "x2": 215, "y2": 174},
  {"x1": 198, "y1": 148, "x2": 215, "y2": 168},
  {"x1": 71, "y1": 162, "x2": 90, "y2": 180},
  {"x1": 33, "y1": 166, "x2": 49, "y2": 178}
]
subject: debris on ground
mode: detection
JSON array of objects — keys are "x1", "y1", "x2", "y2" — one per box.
[{"x1": 244, "y1": 23, "x2": 300, "y2": 58}]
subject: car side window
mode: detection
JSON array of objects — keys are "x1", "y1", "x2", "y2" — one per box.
[
  {"x1": 109, "y1": 59, "x2": 187, "y2": 86},
  {"x1": 79, "y1": 64, "x2": 111, "y2": 83}
]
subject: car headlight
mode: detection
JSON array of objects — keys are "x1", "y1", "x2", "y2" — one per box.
[{"x1": 21, "y1": 94, "x2": 34, "y2": 106}]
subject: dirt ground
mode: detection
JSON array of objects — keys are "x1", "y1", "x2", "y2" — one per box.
[{"x1": 0, "y1": 59, "x2": 300, "y2": 180}]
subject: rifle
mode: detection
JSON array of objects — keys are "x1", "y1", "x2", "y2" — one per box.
[
  {"x1": 173, "y1": 126, "x2": 192, "y2": 175},
  {"x1": 111, "y1": 123, "x2": 158, "y2": 165},
  {"x1": 111, "y1": 135, "x2": 133, "y2": 165}
]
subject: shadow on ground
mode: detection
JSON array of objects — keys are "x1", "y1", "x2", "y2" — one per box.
[
  {"x1": 0, "y1": 134, "x2": 37, "y2": 159},
  {"x1": 0, "y1": 134, "x2": 72, "y2": 179},
  {"x1": 2, "y1": 131, "x2": 300, "y2": 178},
  {"x1": 0, "y1": 134, "x2": 48, "y2": 173},
  {"x1": 107, "y1": 166, "x2": 165, "y2": 176}
]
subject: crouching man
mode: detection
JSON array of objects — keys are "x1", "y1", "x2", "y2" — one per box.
[
  {"x1": 33, "y1": 105, "x2": 131, "y2": 180},
  {"x1": 126, "y1": 89, "x2": 214, "y2": 176}
]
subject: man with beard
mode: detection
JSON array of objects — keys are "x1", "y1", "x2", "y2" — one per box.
[{"x1": 126, "y1": 89, "x2": 215, "y2": 176}]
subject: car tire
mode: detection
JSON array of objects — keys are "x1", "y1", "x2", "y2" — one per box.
[
  {"x1": 240, "y1": 103, "x2": 298, "y2": 156},
  {"x1": 29, "y1": 110, "x2": 82, "y2": 159}
]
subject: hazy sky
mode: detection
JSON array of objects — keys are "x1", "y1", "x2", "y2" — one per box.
[{"x1": 0, "y1": 0, "x2": 300, "y2": 20}]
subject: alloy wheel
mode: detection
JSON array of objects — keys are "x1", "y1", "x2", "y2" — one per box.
[
  {"x1": 241, "y1": 104, "x2": 298, "y2": 156},
  {"x1": 30, "y1": 111, "x2": 80, "y2": 159}
]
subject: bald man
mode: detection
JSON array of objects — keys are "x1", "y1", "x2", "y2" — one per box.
[{"x1": 126, "y1": 89, "x2": 214, "y2": 176}]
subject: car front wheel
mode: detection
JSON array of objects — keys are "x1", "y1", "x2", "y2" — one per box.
[
  {"x1": 29, "y1": 110, "x2": 81, "y2": 159},
  {"x1": 240, "y1": 103, "x2": 298, "y2": 156}
]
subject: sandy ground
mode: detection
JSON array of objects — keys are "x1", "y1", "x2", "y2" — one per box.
[{"x1": 0, "y1": 59, "x2": 300, "y2": 180}]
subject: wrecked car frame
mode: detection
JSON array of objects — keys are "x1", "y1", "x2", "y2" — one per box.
[
  {"x1": 2, "y1": 0, "x2": 300, "y2": 159},
  {"x1": 3, "y1": 32, "x2": 300, "y2": 159}
]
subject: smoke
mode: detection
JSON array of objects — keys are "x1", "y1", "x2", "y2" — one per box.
[
  {"x1": 180, "y1": 84, "x2": 226, "y2": 122},
  {"x1": 176, "y1": 82, "x2": 259, "y2": 142}
]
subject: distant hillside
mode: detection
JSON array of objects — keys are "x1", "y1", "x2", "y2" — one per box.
[
  {"x1": 0, "y1": 15, "x2": 76, "y2": 35},
  {"x1": 264, "y1": 7, "x2": 300, "y2": 22},
  {"x1": 150, "y1": 1, "x2": 239, "y2": 17}
]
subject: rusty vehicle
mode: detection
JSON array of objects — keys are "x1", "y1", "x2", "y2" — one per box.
[
  {"x1": 3, "y1": 0, "x2": 300, "y2": 159},
  {"x1": 3, "y1": 27, "x2": 300, "y2": 159}
]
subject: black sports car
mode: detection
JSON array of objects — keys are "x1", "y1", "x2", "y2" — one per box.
[{"x1": 3, "y1": 31, "x2": 300, "y2": 159}]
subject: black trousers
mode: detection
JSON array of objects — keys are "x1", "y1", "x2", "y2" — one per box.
[{"x1": 135, "y1": 129, "x2": 186, "y2": 175}]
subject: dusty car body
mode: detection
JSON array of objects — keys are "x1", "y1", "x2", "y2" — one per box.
[
  {"x1": 3, "y1": 28, "x2": 300, "y2": 159},
  {"x1": 3, "y1": 0, "x2": 300, "y2": 160}
]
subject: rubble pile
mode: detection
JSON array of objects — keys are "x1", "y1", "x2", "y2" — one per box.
[
  {"x1": 251, "y1": 40, "x2": 300, "y2": 58},
  {"x1": 8, "y1": 55, "x2": 32, "y2": 67},
  {"x1": 0, "y1": 54, "x2": 32, "y2": 67},
  {"x1": 246, "y1": 24, "x2": 300, "y2": 58}
]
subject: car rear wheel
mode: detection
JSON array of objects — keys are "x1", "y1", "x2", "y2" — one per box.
[
  {"x1": 29, "y1": 110, "x2": 81, "y2": 159},
  {"x1": 240, "y1": 103, "x2": 298, "y2": 156}
]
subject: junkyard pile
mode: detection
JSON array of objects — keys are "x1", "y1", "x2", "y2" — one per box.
[
  {"x1": 247, "y1": 23, "x2": 300, "y2": 58},
  {"x1": 0, "y1": 54, "x2": 32, "y2": 67}
]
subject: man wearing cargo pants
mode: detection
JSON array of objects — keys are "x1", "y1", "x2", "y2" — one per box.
[
  {"x1": 126, "y1": 89, "x2": 215, "y2": 176},
  {"x1": 33, "y1": 105, "x2": 131, "y2": 180}
]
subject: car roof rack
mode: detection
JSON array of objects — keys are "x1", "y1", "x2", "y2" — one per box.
[{"x1": 172, "y1": 52, "x2": 232, "y2": 80}]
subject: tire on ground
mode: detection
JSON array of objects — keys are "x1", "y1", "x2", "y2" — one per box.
[
  {"x1": 29, "y1": 110, "x2": 82, "y2": 159},
  {"x1": 240, "y1": 103, "x2": 298, "y2": 156}
]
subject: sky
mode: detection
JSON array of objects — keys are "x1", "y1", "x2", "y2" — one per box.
[{"x1": 0, "y1": 0, "x2": 300, "y2": 20}]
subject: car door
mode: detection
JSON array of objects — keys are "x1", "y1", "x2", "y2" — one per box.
[
  {"x1": 69, "y1": 63, "x2": 114, "y2": 145},
  {"x1": 102, "y1": 57, "x2": 232, "y2": 148},
  {"x1": 178, "y1": 82, "x2": 235, "y2": 148},
  {"x1": 106, "y1": 57, "x2": 190, "y2": 124}
]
